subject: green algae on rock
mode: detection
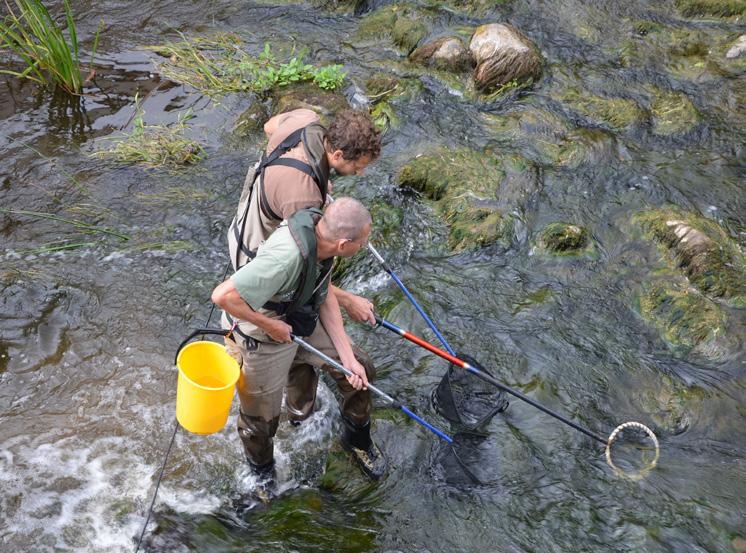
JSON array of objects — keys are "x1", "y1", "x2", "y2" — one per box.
[
  {"x1": 482, "y1": 108, "x2": 618, "y2": 169},
  {"x1": 639, "y1": 280, "x2": 730, "y2": 358},
  {"x1": 634, "y1": 208, "x2": 746, "y2": 307},
  {"x1": 537, "y1": 222, "x2": 593, "y2": 255},
  {"x1": 397, "y1": 147, "x2": 523, "y2": 251},
  {"x1": 649, "y1": 89, "x2": 700, "y2": 136},
  {"x1": 271, "y1": 81, "x2": 349, "y2": 122},
  {"x1": 637, "y1": 374, "x2": 707, "y2": 435},
  {"x1": 557, "y1": 89, "x2": 645, "y2": 132},
  {"x1": 675, "y1": 0, "x2": 746, "y2": 17}
]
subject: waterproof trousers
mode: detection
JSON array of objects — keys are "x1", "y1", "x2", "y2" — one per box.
[{"x1": 224, "y1": 322, "x2": 375, "y2": 467}]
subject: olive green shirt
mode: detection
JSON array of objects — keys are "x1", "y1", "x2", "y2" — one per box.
[{"x1": 229, "y1": 221, "x2": 330, "y2": 342}]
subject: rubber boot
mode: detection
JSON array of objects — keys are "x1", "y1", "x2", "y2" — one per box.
[{"x1": 341, "y1": 417, "x2": 387, "y2": 480}]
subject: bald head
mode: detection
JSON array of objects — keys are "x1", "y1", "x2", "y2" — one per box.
[{"x1": 319, "y1": 197, "x2": 372, "y2": 242}]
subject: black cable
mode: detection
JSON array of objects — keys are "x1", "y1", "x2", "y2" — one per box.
[{"x1": 134, "y1": 260, "x2": 232, "y2": 552}]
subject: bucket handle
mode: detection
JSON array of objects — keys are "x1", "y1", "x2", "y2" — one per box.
[{"x1": 174, "y1": 328, "x2": 230, "y2": 364}]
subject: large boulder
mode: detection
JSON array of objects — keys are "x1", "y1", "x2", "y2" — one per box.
[
  {"x1": 469, "y1": 24, "x2": 542, "y2": 92},
  {"x1": 410, "y1": 37, "x2": 473, "y2": 72},
  {"x1": 634, "y1": 208, "x2": 746, "y2": 307}
]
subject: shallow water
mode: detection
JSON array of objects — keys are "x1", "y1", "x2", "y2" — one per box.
[{"x1": 1, "y1": 0, "x2": 745, "y2": 552}]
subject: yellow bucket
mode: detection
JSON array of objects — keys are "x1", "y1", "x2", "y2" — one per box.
[{"x1": 175, "y1": 341, "x2": 240, "y2": 435}]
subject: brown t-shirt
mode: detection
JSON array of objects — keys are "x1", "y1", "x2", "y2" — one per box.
[{"x1": 263, "y1": 109, "x2": 327, "y2": 219}]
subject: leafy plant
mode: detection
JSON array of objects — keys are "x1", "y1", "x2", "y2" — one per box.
[
  {"x1": 0, "y1": 0, "x2": 101, "y2": 93},
  {"x1": 146, "y1": 35, "x2": 347, "y2": 96}
]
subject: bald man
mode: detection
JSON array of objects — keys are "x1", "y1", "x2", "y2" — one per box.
[{"x1": 213, "y1": 198, "x2": 387, "y2": 493}]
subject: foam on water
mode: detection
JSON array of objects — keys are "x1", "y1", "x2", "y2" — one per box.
[{"x1": 1, "y1": 434, "x2": 153, "y2": 552}]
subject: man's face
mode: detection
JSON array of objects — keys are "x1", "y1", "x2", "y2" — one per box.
[{"x1": 329, "y1": 151, "x2": 373, "y2": 176}]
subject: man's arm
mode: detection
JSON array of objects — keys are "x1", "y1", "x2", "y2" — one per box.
[
  {"x1": 319, "y1": 288, "x2": 370, "y2": 390},
  {"x1": 212, "y1": 279, "x2": 292, "y2": 343},
  {"x1": 331, "y1": 285, "x2": 375, "y2": 325}
]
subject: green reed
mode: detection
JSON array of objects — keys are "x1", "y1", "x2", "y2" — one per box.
[{"x1": 0, "y1": 0, "x2": 100, "y2": 93}]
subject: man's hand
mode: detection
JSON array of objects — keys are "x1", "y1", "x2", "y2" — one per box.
[
  {"x1": 341, "y1": 356, "x2": 369, "y2": 391},
  {"x1": 265, "y1": 318, "x2": 293, "y2": 343},
  {"x1": 342, "y1": 294, "x2": 376, "y2": 325}
]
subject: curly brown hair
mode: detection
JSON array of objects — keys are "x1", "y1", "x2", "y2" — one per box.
[{"x1": 326, "y1": 110, "x2": 382, "y2": 161}]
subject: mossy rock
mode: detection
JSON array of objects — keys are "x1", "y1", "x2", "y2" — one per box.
[
  {"x1": 639, "y1": 280, "x2": 729, "y2": 357},
  {"x1": 675, "y1": 0, "x2": 746, "y2": 17},
  {"x1": 537, "y1": 222, "x2": 592, "y2": 255},
  {"x1": 392, "y1": 17, "x2": 428, "y2": 55},
  {"x1": 398, "y1": 147, "x2": 523, "y2": 250},
  {"x1": 357, "y1": 6, "x2": 400, "y2": 40},
  {"x1": 649, "y1": 89, "x2": 700, "y2": 136},
  {"x1": 634, "y1": 208, "x2": 746, "y2": 307},
  {"x1": 271, "y1": 82, "x2": 349, "y2": 122},
  {"x1": 233, "y1": 101, "x2": 269, "y2": 137},
  {"x1": 370, "y1": 101, "x2": 400, "y2": 131},
  {"x1": 557, "y1": 89, "x2": 645, "y2": 132},
  {"x1": 481, "y1": 108, "x2": 617, "y2": 169}
]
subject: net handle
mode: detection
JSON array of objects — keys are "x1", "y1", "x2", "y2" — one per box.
[{"x1": 605, "y1": 421, "x2": 660, "y2": 481}]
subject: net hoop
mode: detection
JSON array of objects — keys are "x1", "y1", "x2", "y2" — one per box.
[{"x1": 605, "y1": 421, "x2": 660, "y2": 481}]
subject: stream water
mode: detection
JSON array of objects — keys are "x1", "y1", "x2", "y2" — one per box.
[{"x1": 1, "y1": 1, "x2": 744, "y2": 552}]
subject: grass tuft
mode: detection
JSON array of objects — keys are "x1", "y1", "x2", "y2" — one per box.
[
  {"x1": 94, "y1": 95, "x2": 205, "y2": 168},
  {"x1": 0, "y1": 0, "x2": 101, "y2": 93}
]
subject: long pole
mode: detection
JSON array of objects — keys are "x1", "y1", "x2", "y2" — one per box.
[
  {"x1": 375, "y1": 316, "x2": 607, "y2": 445},
  {"x1": 291, "y1": 335, "x2": 453, "y2": 444}
]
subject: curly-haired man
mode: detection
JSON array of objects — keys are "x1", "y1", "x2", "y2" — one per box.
[{"x1": 224, "y1": 109, "x2": 386, "y2": 488}]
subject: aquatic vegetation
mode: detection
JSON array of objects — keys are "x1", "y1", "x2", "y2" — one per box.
[
  {"x1": 271, "y1": 81, "x2": 349, "y2": 122},
  {"x1": 639, "y1": 279, "x2": 729, "y2": 358},
  {"x1": 1, "y1": 208, "x2": 130, "y2": 240},
  {"x1": 675, "y1": 0, "x2": 746, "y2": 17},
  {"x1": 94, "y1": 100, "x2": 205, "y2": 168},
  {"x1": 634, "y1": 208, "x2": 746, "y2": 307},
  {"x1": 537, "y1": 222, "x2": 592, "y2": 255},
  {"x1": 398, "y1": 147, "x2": 517, "y2": 251},
  {"x1": 0, "y1": 0, "x2": 100, "y2": 94},
  {"x1": 392, "y1": 17, "x2": 428, "y2": 55},
  {"x1": 482, "y1": 108, "x2": 617, "y2": 169},
  {"x1": 557, "y1": 89, "x2": 645, "y2": 132},
  {"x1": 649, "y1": 89, "x2": 700, "y2": 136},
  {"x1": 146, "y1": 35, "x2": 346, "y2": 97}
]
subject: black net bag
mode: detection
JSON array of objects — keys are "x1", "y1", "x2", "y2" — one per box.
[{"x1": 432, "y1": 353, "x2": 508, "y2": 431}]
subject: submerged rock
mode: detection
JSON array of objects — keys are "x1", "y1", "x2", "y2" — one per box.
[
  {"x1": 557, "y1": 89, "x2": 645, "y2": 132},
  {"x1": 649, "y1": 89, "x2": 700, "y2": 136},
  {"x1": 639, "y1": 279, "x2": 731, "y2": 358},
  {"x1": 271, "y1": 82, "x2": 350, "y2": 122},
  {"x1": 637, "y1": 374, "x2": 707, "y2": 435},
  {"x1": 233, "y1": 102, "x2": 269, "y2": 137},
  {"x1": 675, "y1": 0, "x2": 746, "y2": 17},
  {"x1": 410, "y1": 37, "x2": 473, "y2": 72},
  {"x1": 537, "y1": 222, "x2": 593, "y2": 255},
  {"x1": 634, "y1": 208, "x2": 746, "y2": 307},
  {"x1": 397, "y1": 147, "x2": 532, "y2": 251},
  {"x1": 726, "y1": 34, "x2": 746, "y2": 58},
  {"x1": 392, "y1": 16, "x2": 428, "y2": 55},
  {"x1": 482, "y1": 108, "x2": 618, "y2": 168},
  {"x1": 469, "y1": 24, "x2": 542, "y2": 92}
]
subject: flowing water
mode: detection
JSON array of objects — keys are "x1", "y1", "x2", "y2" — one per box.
[{"x1": 1, "y1": 0, "x2": 744, "y2": 552}]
